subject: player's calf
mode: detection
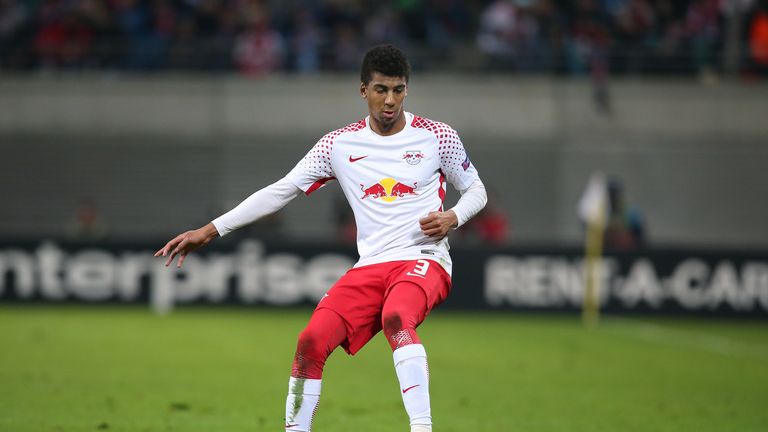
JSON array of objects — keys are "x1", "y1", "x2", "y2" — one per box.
[
  {"x1": 285, "y1": 309, "x2": 347, "y2": 431},
  {"x1": 393, "y1": 344, "x2": 432, "y2": 429}
]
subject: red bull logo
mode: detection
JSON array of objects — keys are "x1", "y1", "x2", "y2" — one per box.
[{"x1": 360, "y1": 178, "x2": 418, "y2": 202}]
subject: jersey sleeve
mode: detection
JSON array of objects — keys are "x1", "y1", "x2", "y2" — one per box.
[
  {"x1": 286, "y1": 134, "x2": 336, "y2": 195},
  {"x1": 211, "y1": 176, "x2": 301, "y2": 236},
  {"x1": 437, "y1": 126, "x2": 481, "y2": 192}
]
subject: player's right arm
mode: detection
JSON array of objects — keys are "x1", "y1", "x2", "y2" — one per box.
[
  {"x1": 155, "y1": 176, "x2": 302, "y2": 268},
  {"x1": 156, "y1": 133, "x2": 336, "y2": 268}
]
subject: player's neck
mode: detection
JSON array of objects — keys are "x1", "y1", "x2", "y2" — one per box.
[{"x1": 370, "y1": 114, "x2": 406, "y2": 137}]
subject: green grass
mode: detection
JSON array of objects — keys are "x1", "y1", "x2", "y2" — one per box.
[{"x1": 1, "y1": 306, "x2": 767, "y2": 432}]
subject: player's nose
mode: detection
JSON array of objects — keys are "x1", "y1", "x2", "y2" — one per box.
[{"x1": 384, "y1": 91, "x2": 395, "y2": 106}]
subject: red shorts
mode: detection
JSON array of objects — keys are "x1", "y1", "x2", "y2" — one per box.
[{"x1": 316, "y1": 259, "x2": 451, "y2": 355}]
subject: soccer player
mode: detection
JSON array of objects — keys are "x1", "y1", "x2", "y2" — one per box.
[{"x1": 155, "y1": 44, "x2": 487, "y2": 432}]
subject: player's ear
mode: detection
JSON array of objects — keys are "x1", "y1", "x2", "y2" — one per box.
[{"x1": 360, "y1": 82, "x2": 367, "y2": 99}]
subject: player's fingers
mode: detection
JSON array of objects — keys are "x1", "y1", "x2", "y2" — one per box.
[
  {"x1": 164, "y1": 240, "x2": 182, "y2": 265},
  {"x1": 154, "y1": 241, "x2": 173, "y2": 257},
  {"x1": 177, "y1": 252, "x2": 187, "y2": 268},
  {"x1": 157, "y1": 234, "x2": 185, "y2": 257},
  {"x1": 172, "y1": 238, "x2": 188, "y2": 255},
  {"x1": 422, "y1": 211, "x2": 447, "y2": 226},
  {"x1": 170, "y1": 237, "x2": 193, "y2": 266},
  {"x1": 419, "y1": 212, "x2": 439, "y2": 224},
  {"x1": 158, "y1": 244, "x2": 174, "y2": 257},
  {"x1": 420, "y1": 216, "x2": 437, "y2": 226},
  {"x1": 427, "y1": 221, "x2": 451, "y2": 235}
]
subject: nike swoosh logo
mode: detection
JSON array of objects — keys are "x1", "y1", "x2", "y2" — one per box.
[
  {"x1": 402, "y1": 384, "x2": 420, "y2": 394},
  {"x1": 349, "y1": 155, "x2": 368, "y2": 162}
]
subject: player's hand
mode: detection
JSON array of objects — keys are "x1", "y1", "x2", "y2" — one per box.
[
  {"x1": 154, "y1": 223, "x2": 219, "y2": 268},
  {"x1": 419, "y1": 210, "x2": 458, "y2": 239}
]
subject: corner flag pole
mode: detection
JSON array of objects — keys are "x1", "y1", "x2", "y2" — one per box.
[{"x1": 582, "y1": 200, "x2": 605, "y2": 327}]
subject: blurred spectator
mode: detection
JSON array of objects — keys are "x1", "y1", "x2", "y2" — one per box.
[
  {"x1": 399, "y1": 0, "x2": 428, "y2": 44},
  {"x1": 684, "y1": 0, "x2": 721, "y2": 82},
  {"x1": 166, "y1": 12, "x2": 198, "y2": 69},
  {"x1": 477, "y1": 0, "x2": 519, "y2": 70},
  {"x1": 330, "y1": 22, "x2": 363, "y2": 71},
  {"x1": 476, "y1": 0, "x2": 556, "y2": 72},
  {"x1": 1, "y1": 0, "x2": 766, "y2": 77},
  {"x1": 233, "y1": 3, "x2": 284, "y2": 75},
  {"x1": 603, "y1": 178, "x2": 646, "y2": 251},
  {"x1": 530, "y1": 0, "x2": 564, "y2": 71},
  {"x1": 0, "y1": 0, "x2": 30, "y2": 68},
  {"x1": 365, "y1": 6, "x2": 405, "y2": 47},
  {"x1": 567, "y1": 0, "x2": 613, "y2": 112},
  {"x1": 651, "y1": 0, "x2": 688, "y2": 73},
  {"x1": 35, "y1": 7, "x2": 93, "y2": 69},
  {"x1": 749, "y1": 0, "x2": 768, "y2": 73},
  {"x1": 423, "y1": 0, "x2": 472, "y2": 61},
  {"x1": 65, "y1": 199, "x2": 110, "y2": 241},
  {"x1": 285, "y1": 6, "x2": 321, "y2": 73},
  {"x1": 512, "y1": 2, "x2": 549, "y2": 71},
  {"x1": 613, "y1": 0, "x2": 656, "y2": 74},
  {"x1": 79, "y1": 0, "x2": 118, "y2": 68},
  {"x1": 459, "y1": 189, "x2": 510, "y2": 246},
  {"x1": 113, "y1": 0, "x2": 151, "y2": 69}
]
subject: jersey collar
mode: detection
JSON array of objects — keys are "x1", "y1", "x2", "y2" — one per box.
[{"x1": 365, "y1": 112, "x2": 413, "y2": 138}]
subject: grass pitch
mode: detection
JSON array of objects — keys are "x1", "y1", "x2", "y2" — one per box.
[{"x1": 1, "y1": 306, "x2": 767, "y2": 432}]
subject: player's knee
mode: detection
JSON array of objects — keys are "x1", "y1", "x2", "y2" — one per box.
[
  {"x1": 292, "y1": 328, "x2": 327, "y2": 379},
  {"x1": 296, "y1": 327, "x2": 324, "y2": 359},
  {"x1": 383, "y1": 311, "x2": 420, "y2": 350},
  {"x1": 382, "y1": 310, "x2": 405, "y2": 336}
]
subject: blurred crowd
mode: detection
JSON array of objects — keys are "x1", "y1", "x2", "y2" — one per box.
[{"x1": 1, "y1": 0, "x2": 767, "y2": 76}]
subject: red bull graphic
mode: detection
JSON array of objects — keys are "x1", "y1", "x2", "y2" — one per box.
[
  {"x1": 360, "y1": 178, "x2": 418, "y2": 202},
  {"x1": 390, "y1": 181, "x2": 418, "y2": 197},
  {"x1": 360, "y1": 182, "x2": 388, "y2": 199}
]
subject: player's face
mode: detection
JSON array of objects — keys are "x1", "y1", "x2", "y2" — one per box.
[{"x1": 360, "y1": 72, "x2": 408, "y2": 136}]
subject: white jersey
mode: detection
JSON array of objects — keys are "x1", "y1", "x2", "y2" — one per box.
[{"x1": 286, "y1": 112, "x2": 481, "y2": 275}]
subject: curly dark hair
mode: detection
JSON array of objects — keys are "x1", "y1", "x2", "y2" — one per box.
[{"x1": 360, "y1": 44, "x2": 411, "y2": 85}]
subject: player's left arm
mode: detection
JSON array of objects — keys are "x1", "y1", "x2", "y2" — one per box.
[
  {"x1": 419, "y1": 179, "x2": 487, "y2": 237},
  {"x1": 420, "y1": 125, "x2": 487, "y2": 238}
]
